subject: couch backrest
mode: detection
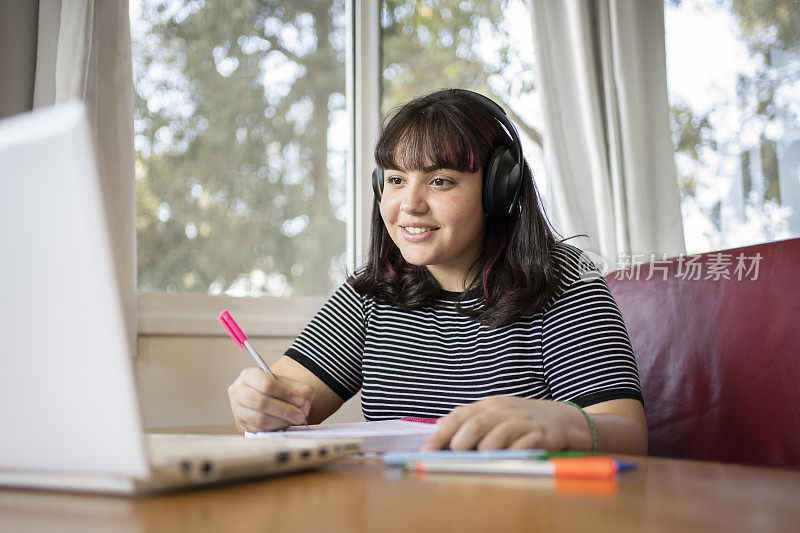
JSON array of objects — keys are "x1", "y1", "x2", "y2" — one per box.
[{"x1": 605, "y1": 238, "x2": 800, "y2": 468}]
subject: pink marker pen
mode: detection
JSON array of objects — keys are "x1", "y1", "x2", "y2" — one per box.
[
  {"x1": 219, "y1": 310, "x2": 276, "y2": 378},
  {"x1": 218, "y1": 310, "x2": 309, "y2": 427}
]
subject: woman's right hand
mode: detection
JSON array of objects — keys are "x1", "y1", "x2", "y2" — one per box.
[{"x1": 227, "y1": 367, "x2": 315, "y2": 433}]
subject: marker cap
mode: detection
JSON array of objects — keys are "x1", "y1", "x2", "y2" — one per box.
[
  {"x1": 218, "y1": 310, "x2": 247, "y2": 349},
  {"x1": 550, "y1": 457, "x2": 617, "y2": 480}
]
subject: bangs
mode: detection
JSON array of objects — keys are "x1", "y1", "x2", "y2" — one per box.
[{"x1": 375, "y1": 96, "x2": 499, "y2": 173}]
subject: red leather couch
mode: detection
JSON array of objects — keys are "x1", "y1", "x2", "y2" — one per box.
[{"x1": 606, "y1": 238, "x2": 800, "y2": 469}]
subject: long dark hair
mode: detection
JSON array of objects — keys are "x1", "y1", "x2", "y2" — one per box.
[{"x1": 350, "y1": 89, "x2": 560, "y2": 329}]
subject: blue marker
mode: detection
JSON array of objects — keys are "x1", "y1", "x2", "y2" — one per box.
[{"x1": 383, "y1": 449, "x2": 554, "y2": 466}]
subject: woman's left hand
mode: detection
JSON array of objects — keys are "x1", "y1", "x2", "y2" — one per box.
[{"x1": 420, "y1": 396, "x2": 593, "y2": 451}]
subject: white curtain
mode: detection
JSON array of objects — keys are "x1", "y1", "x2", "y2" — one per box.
[
  {"x1": 34, "y1": 0, "x2": 137, "y2": 357},
  {"x1": 528, "y1": 0, "x2": 685, "y2": 266}
]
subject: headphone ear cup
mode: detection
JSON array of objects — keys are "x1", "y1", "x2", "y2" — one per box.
[
  {"x1": 371, "y1": 167, "x2": 384, "y2": 201},
  {"x1": 483, "y1": 146, "x2": 521, "y2": 215}
]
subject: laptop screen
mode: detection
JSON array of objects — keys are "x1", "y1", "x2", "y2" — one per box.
[{"x1": 0, "y1": 103, "x2": 149, "y2": 478}]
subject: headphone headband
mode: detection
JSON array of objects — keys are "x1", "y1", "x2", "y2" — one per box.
[{"x1": 455, "y1": 89, "x2": 524, "y2": 179}]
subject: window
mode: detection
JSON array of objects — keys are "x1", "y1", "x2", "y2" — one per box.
[
  {"x1": 665, "y1": 0, "x2": 800, "y2": 253},
  {"x1": 131, "y1": 0, "x2": 545, "y2": 310},
  {"x1": 131, "y1": 0, "x2": 349, "y2": 299},
  {"x1": 379, "y1": 0, "x2": 548, "y2": 197}
]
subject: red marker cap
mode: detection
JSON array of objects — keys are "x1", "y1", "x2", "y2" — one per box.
[{"x1": 219, "y1": 310, "x2": 247, "y2": 349}]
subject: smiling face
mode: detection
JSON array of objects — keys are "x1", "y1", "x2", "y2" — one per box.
[
  {"x1": 373, "y1": 91, "x2": 508, "y2": 291},
  {"x1": 379, "y1": 167, "x2": 487, "y2": 291}
]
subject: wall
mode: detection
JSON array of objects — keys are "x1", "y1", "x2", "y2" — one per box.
[
  {"x1": 0, "y1": 2, "x2": 38, "y2": 119},
  {"x1": 136, "y1": 335, "x2": 364, "y2": 429}
]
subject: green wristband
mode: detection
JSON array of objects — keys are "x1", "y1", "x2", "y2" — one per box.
[{"x1": 562, "y1": 401, "x2": 598, "y2": 452}]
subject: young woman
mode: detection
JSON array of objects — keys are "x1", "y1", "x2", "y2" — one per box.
[{"x1": 228, "y1": 89, "x2": 647, "y2": 454}]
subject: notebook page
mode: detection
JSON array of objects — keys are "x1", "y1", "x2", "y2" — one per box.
[{"x1": 246, "y1": 420, "x2": 437, "y2": 453}]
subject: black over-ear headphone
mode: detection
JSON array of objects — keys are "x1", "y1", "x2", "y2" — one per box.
[{"x1": 371, "y1": 89, "x2": 524, "y2": 216}]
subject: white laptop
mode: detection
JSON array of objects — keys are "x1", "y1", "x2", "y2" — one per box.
[{"x1": 0, "y1": 102, "x2": 361, "y2": 495}]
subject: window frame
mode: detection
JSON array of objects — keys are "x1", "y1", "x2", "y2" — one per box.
[{"x1": 136, "y1": 0, "x2": 380, "y2": 337}]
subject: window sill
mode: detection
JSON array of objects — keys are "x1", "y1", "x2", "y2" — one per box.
[{"x1": 137, "y1": 292, "x2": 324, "y2": 337}]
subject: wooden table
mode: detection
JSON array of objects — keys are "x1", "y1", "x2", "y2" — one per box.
[{"x1": 1, "y1": 428, "x2": 798, "y2": 532}]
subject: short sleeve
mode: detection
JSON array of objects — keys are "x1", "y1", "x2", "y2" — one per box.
[
  {"x1": 541, "y1": 262, "x2": 643, "y2": 408},
  {"x1": 284, "y1": 280, "x2": 365, "y2": 401}
]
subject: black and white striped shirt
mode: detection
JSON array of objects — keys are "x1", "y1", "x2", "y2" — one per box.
[{"x1": 285, "y1": 242, "x2": 643, "y2": 420}]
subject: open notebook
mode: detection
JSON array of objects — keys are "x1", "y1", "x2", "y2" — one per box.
[{"x1": 247, "y1": 419, "x2": 439, "y2": 453}]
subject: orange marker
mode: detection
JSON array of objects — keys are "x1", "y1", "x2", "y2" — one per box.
[{"x1": 411, "y1": 457, "x2": 634, "y2": 480}]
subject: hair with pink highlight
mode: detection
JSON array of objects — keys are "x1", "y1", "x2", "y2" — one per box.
[{"x1": 350, "y1": 89, "x2": 561, "y2": 329}]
